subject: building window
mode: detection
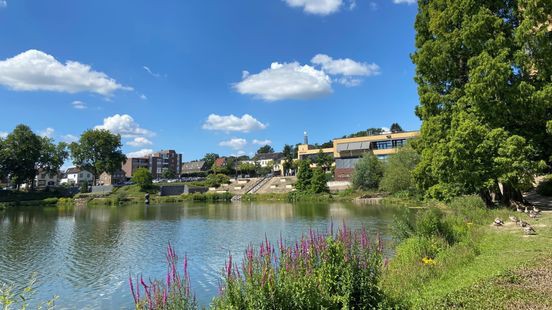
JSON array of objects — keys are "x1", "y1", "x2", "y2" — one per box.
[{"x1": 376, "y1": 140, "x2": 392, "y2": 149}]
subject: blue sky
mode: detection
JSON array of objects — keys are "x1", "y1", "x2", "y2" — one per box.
[{"x1": 0, "y1": 0, "x2": 419, "y2": 163}]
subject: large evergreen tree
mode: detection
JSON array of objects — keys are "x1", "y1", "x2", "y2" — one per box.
[{"x1": 412, "y1": 0, "x2": 551, "y2": 205}]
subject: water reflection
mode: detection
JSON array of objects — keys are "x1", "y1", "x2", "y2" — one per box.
[{"x1": 0, "y1": 202, "x2": 400, "y2": 308}]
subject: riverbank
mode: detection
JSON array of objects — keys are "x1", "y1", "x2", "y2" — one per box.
[{"x1": 382, "y1": 196, "x2": 552, "y2": 309}]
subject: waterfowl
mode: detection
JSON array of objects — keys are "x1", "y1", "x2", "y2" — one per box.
[
  {"x1": 529, "y1": 211, "x2": 538, "y2": 219},
  {"x1": 533, "y1": 206, "x2": 541, "y2": 213},
  {"x1": 518, "y1": 221, "x2": 529, "y2": 228},
  {"x1": 523, "y1": 226, "x2": 536, "y2": 235},
  {"x1": 493, "y1": 218, "x2": 504, "y2": 226},
  {"x1": 509, "y1": 215, "x2": 519, "y2": 222},
  {"x1": 515, "y1": 203, "x2": 523, "y2": 213},
  {"x1": 524, "y1": 206, "x2": 529, "y2": 213}
]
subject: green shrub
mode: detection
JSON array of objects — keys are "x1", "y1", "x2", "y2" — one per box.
[
  {"x1": 352, "y1": 152, "x2": 384, "y2": 190},
  {"x1": 205, "y1": 174, "x2": 230, "y2": 188},
  {"x1": 379, "y1": 144, "x2": 420, "y2": 195},
  {"x1": 132, "y1": 168, "x2": 153, "y2": 191},
  {"x1": 42, "y1": 197, "x2": 59, "y2": 205}
]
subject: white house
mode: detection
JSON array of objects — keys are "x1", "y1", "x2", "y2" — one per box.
[
  {"x1": 61, "y1": 167, "x2": 94, "y2": 185},
  {"x1": 35, "y1": 169, "x2": 60, "y2": 188}
]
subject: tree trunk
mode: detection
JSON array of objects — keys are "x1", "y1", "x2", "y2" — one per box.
[{"x1": 479, "y1": 189, "x2": 494, "y2": 208}]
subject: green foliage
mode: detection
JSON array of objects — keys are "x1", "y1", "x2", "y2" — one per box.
[
  {"x1": 80, "y1": 180, "x2": 89, "y2": 193},
  {"x1": 202, "y1": 153, "x2": 219, "y2": 170},
  {"x1": 1, "y1": 125, "x2": 42, "y2": 187},
  {"x1": 309, "y1": 167, "x2": 329, "y2": 194},
  {"x1": 0, "y1": 273, "x2": 58, "y2": 309},
  {"x1": 342, "y1": 127, "x2": 384, "y2": 138},
  {"x1": 205, "y1": 174, "x2": 230, "y2": 188},
  {"x1": 294, "y1": 160, "x2": 312, "y2": 192},
  {"x1": 411, "y1": 0, "x2": 551, "y2": 204},
  {"x1": 186, "y1": 192, "x2": 232, "y2": 202},
  {"x1": 536, "y1": 175, "x2": 552, "y2": 196},
  {"x1": 352, "y1": 152, "x2": 383, "y2": 190},
  {"x1": 131, "y1": 168, "x2": 153, "y2": 191},
  {"x1": 380, "y1": 144, "x2": 420, "y2": 195},
  {"x1": 69, "y1": 129, "x2": 126, "y2": 180},
  {"x1": 255, "y1": 145, "x2": 274, "y2": 154},
  {"x1": 162, "y1": 169, "x2": 177, "y2": 179}
]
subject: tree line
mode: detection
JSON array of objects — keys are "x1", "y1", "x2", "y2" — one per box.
[{"x1": 0, "y1": 125, "x2": 126, "y2": 189}]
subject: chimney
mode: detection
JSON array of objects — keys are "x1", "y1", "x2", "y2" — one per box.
[{"x1": 304, "y1": 131, "x2": 308, "y2": 145}]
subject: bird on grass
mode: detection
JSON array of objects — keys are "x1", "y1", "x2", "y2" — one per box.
[
  {"x1": 523, "y1": 226, "x2": 537, "y2": 235},
  {"x1": 509, "y1": 215, "x2": 519, "y2": 222},
  {"x1": 529, "y1": 211, "x2": 539, "y2": 219},
  {"x1": 493, "y1": 218, "x2": 504, "y2": 226},
  {"x1": 517, "y1": 220, "x2": 529, "y2": 228}
]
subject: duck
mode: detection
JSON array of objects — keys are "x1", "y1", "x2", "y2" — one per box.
[
  {"x1": 509, "y1": 215, "x2": 519, "y2": 222},
  {"x1": 518, "y1": 220, "x2": 529, "y2": 228},
  {"x1": 493, "y1": 218, "x2": 504, "y2": 226},
  {"x1": 515, "y1": 203, "x2": 523, "y2": 213},
  {"x1": 533, "y1": 206, "x2": 541, "y2": 213},
  {"x1": 524, "y1": 206, "x2": 529, "y2": 213},
  {"x1": 523, "y1": 226, "x2": 536, "y2": 235},
  {"x1": 529, "y1": 211, "x2": 539, "y2": 219}
]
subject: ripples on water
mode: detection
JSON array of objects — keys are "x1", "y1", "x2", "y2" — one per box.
[{"x1": 0, "y1": 202, "x2": 398, "y2": 308}]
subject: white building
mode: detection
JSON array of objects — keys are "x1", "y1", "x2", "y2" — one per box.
[
  {"x1": 35, "y1": 169, "x2": 60, "y2": 188},
  {"x1": 61, "y1": 167, "x2": 94, "y2": 185}
]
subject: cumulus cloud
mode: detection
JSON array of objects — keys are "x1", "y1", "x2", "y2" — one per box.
[
  {"x1": 0, "y1": 131, "x2": 7, "y2": 139},
  {"x1": 127, "y1": 149, "x2": 154, "y2": 158},
  {"x1": 234, "y1": 62, "x2": 332, "y2": 101},
  {"x1": 71, "y1": 100, "x2": 87, "y2": 109},
  {"x1": 128, "y1": 137, "x2": 153, "y2": 147},
  {"x1": 284, "y1": 0, "x2": 343, "y2": 15},
  {"x1": 393, "y1": 0, "x2": 416, "y2": 4},
  {"x1": 311, "y1": 54, "x2": 380, "y2": 76},
  {"x1": 61, "y1": 134, "x2": 79, "y2": 143},
  {"x1": 0, "y1": 50, "x2": 131, "y2": 96},
  {"x1": 219, "y1": 138, "x2": 247, "y2": 150},
  {"x1": 39, "y1": 127, "x2": 55, "y2": 138},
  {"x1": 94, "y1": 114, "x2": 154, "y2": 138},
  {"x1": 202, "y1": 114, "x2": 267, "y2": 132},
  {"x1": 252, "y1": 139, "x2": 272, "y2": 146}
]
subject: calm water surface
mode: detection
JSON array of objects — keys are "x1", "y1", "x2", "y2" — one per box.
[{"x1": 0, "y1": 202, "x2": 400, "y2": 309}]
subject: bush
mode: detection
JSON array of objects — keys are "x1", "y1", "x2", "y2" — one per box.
[
  {"x1": 379, "y1": 144, "x2": 420, "y2": 195},
  {"x1": 536, "y1": 175, "x2": 552, "y2": 196},
  {"x1": 132, "y1": 168, "x2": 153, "y2": 191},
  {"x1": 309, "y1": 167, "x2": 329, "y2": 193},
  {"x1": 352, "y1": 152, "x2": 384, "y2": 190},
  {"x1": 204, "y1": 174, "x2": 230, "y2": 188},
  {"x1": 212, "y1": 225, "x2": 387, "y2": 309}
]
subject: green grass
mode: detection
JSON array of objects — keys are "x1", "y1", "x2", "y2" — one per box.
[{"x1": 381, "y1": 196, "x2": 552, "y2": 309}]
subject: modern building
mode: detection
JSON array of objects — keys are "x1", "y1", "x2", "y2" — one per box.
[
  {"x1": 98, "y1": 170, "x2": 127, "y2": 185},
  {"x1": 149, "y1": 150, "x2": 182, "y2": 179},
  {"x1": 122, "y1": 150, "x2": 182, "y2": 179},
  {"x1": 297, "y1": 131, "x2": 420, "y2": 181}
]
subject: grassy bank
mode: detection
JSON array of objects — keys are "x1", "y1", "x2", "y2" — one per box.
[{"x1": 382, "y1": 196, "x2": 552, "y2": 309}]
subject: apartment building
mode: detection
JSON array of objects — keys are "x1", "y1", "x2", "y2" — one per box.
[
  {"x1": 122, "y1": 150, "x2": 182, "y2": 179},
  {"x1": 122, "y1": 157, "x2": 150, "y2": 178}
]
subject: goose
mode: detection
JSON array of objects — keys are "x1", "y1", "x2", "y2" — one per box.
[
  {"x1": 533, "y1": 206, "x2": 541, "y2": 213},
  {"x1": 518, "y1": 220, "x2": 529, "y2": 228},
  {"x1": 509, "y1": 215, "x2": 519, "y2": 222},
  {"x1": 493, "y1": 218, "x2": 504, "y2": 226},
  {"x1": 524, "y1": 206, "x2": 529, "y2": 213},
  {"x1": 515, "y1": 203, "x2": 523, "y2": 213},
  {"x1": 523, "y1": 226, "x2": 536, "y2": 235},
  {"x1": 529, "y1": 211, "x2": 538, "y2": 219}
]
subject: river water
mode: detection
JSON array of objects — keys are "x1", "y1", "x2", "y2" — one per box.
[{"x1": 0, "y1": 202, "x2": 400, "y2": 309}]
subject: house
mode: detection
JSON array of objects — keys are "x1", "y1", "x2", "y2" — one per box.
[
  {"x1": 181, "y1": 161, "x2": 209, "y2": 176},
  {"x1": 243, "y1": 152, "x2": 285, "y2": 175},
  {"x1": 35, "y1": 169, "x2": 61, "y2": 188},
  {"x1": 61, "y1": 167, "x2": 95, "y2": 185},
  {"x1": 214, "y1": 157, "x2": 226, "y2": 168},
  {"x1": 99, "y1": 170, "x2": 127, "y2": 185}
]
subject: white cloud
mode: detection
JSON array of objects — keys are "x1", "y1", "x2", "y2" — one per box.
[
  {"x1": 202, "y1": 114, "x2": 267, "y2": 132},
  {"x1": 311, "y1": 54, "x2": 380, "y2": 76},
  {"x1": 71, "y1": 100, "x2": 87, "y2": 109},
  {"x1": 231, "y1": 150, "x2": 247, "y2": 157},
  {"x1": 393, "y1": 0, "x2": 416, "y2": 4},
  {"x1": 252, "y1": 139, "x2": 272, "y2": 146},
  {"x1": 127, "y1": 149, "x2": 154, "y2": 158},
  {"x1": 140, "y1": 94, "x2": 147, "y2": 100},
  {"x1": 143, "y1": 66, "x2": 161, "y2": 78},
  {"x1": 0, "y1": 1, "x2": 7, "y2": 8},
  {"x1": 94, "y1": 114, "x2": 154, "y2": 138},
  {"x1": 39, "y1": 127, "x2": 55, "y2": 138},
  {"x1": 127, "y1": 137, "x2": 153, "y2": 147},
  {"x1": 284, "y1": 0, "x2": 343, "y2": 15},
  {"x1": 219, "y1": 138, "x2": 247, "y2": 150},
  {"x1": 336, "y1": 77, "x2": 362, "y2": 87},
  {"x1": 234, "y1": 62, "x2": 332, "y2": 101},
  {"x1": 61, "y1": 134, "x2": 79, "y2": 143},
  {"x1": 0, "y1": 131, "x2": 7, "y2": 139},
  {"x1": 0, "y1": 50, "x2": 131, "y2": 96}
]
